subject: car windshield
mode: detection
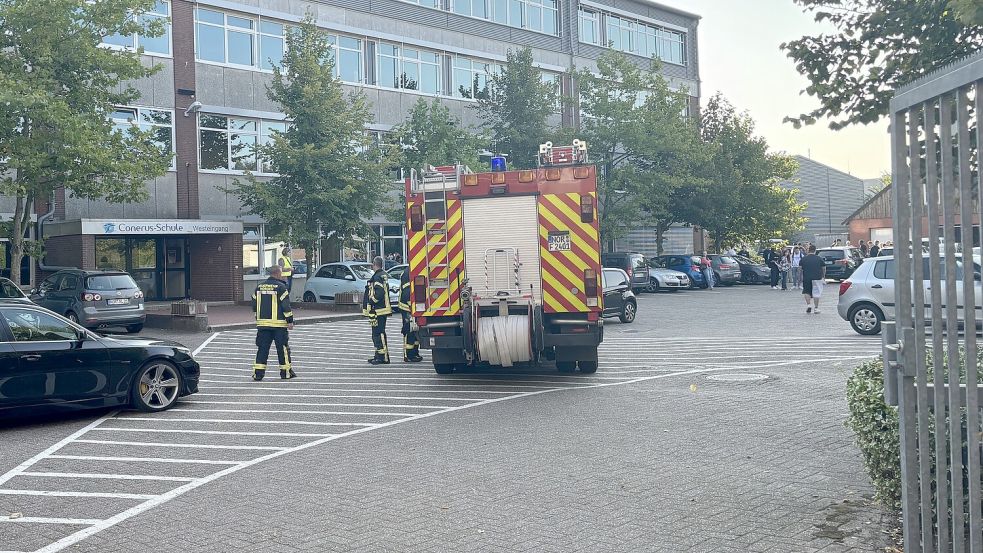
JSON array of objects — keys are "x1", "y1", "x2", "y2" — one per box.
[
  {"x1": 818, "y1": 250, "x2": 845, "y2": 261},
  {"x1": 86, "y1": 274, "x2": 138, "y2": 290},
  {"x1": 718, "y1": 256, "x2": 737, "y2": 264},
  {"x1": 0, "y1": 280, "x2": 25, "y2": 298},
  {"x1": 350, "y1": 264, "x2": 374, "y2": 280}
]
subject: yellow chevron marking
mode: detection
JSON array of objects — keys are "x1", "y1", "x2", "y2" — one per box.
[
  {"x1": 541, "y1": 268, "x2": 587, "y2": 311},
  {"x1": 538, "y1": 226, "x2": 591, "y2": 272},
  {"x1": 543, "y1": 193, "x2": 599, "y2": 241}
]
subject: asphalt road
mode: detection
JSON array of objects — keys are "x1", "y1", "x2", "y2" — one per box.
[{"x1": 0, "y1": 285, "x2": 892, "y2": 553}]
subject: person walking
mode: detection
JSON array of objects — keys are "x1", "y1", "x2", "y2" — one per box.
[
  {"x1": 363, "y1": 256, "x2": 393, "y2": 365},
  {"x1": 764, "y1": 246, "x2": 780, "y2": 289},
  {"x1": 790, "y1": 246, "x2": 804, "y2": 289},
  {"x1": 869, "y1": 241, "x2": 881, "y2": 257},
  {"x1": 277, "y1": 247, "x2": 294, "y2": 293},
  {"x1": 700, "y1": 252, "x2": 714, "y2": 290},
  {"x1": 251, "y1": 265, "x2": 295, "y2": 381},
  {"x1": 799, "y1": 245, "x2": 826, "y2": 314},
  {"x1": 779, "y1": 249, "x2": 791, "y2": 291},
  {"x1": 859, "y1": 239, "x2": 869, "y2": 257},
  {"x1": 397, "y1": 269, "x2": 423, "y2": 363}
]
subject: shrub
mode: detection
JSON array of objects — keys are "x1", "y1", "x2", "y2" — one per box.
[{"x1": 845, "y1": 356, "x2": 901, "y2": 509}]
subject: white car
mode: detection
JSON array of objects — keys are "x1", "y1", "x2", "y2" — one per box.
[
  {"x1": 645, "y1": 267, "x2": 690, "y2": 292},
  {"x1": 303, "y1": 262, "x2": 400, "y2": 306}
]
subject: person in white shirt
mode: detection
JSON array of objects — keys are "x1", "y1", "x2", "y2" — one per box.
[
  {"x1": 725, "y1": 246, "x2": 737, "y2": 257},
  {"x1": 790, "y1": 246, "x2": 804, "y2": 290}
]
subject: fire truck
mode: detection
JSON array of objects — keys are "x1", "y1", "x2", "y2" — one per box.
[{"x1": 405, "y1": 140, "x2": 604, "y2": 375}]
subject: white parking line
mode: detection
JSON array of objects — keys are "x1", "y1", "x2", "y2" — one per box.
[
  {"x1": 0, "y1": 516, "x2": 101, "y2": 525},
  {"x1": 191, "y1": 392, "x2": 484, "y2": 401},
  {"x1": 199, "y1": 374, "x2": 599, "y2": 385},
  {"x1": 111, "y1": 418, "x2": 378, "y2": 427},
  {"x1": 89, "y1": 428, "x2": 335, "y2": 438},
  {"x1": 197, "y1": 379, "x2": 588, "y2": 389},
  {"x1": 169, "y1": 408, "x2": 416, "y2": 417},
  {"x1": 74, "y1": 440, "x2": 288, "y2": 451},
  {"x1": 18, "y1": 472, "x2": 197, "y2": 483},
  {"x1": 46, "y1": 455, "x2": 240, "y2": 466},
  {"x1": 0, "y1": 490, "x2": 156, "y2": 500},
  {"x1": 185, "y1": 400, "x2": 455, "y2": 409},
  {"x1": 196, "y1": 385, "x2": 527, "y2": 394}
]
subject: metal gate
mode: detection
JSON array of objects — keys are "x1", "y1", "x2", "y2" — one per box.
[{"x1": 887, "y1": 51, "x2": 983, "y2": 552}]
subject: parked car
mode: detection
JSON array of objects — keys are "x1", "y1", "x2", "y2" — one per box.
[
  {"x1": 303, "y1": 262, "x2": 400, "y2": 305},
  {"x1": 29, "y1": 270, "x2": 146, "y2": 333},
  {"x1": 0, "y1": 277, "x2": 32, "y2": 304},
  {"x1": 600, "y1": 252, "x2": 649, "y2": 291},
  {"x1": 0, "y1": 303, "x2": 199, "y2": 416},
  {"x1": 292, "y1": 260, "x2": 308, "y2": 275},
  {"x1": 877, "y1": 247, "x2": 893, "y2": 257},
  {"x1": 601, "y1": 268, "x2": 637, "y2": 323},
  {"x1": 733, "y1": 255, "x2": 771, "y2": 284},
  {"x1": 707, "y1": 255, "x2": 742, "y2": 286},
  {"x1": 816, "y1": 247, "x2": 864, "y2": 280},
  {"x1": 837, "y1": 255, "x2": 982, "y2": 335},
  {"x1": 645, "y1": 263, "x2": 690, "y2": 292},
  {"x1": 657, "y1": 255, "x2": 707, "y2": 289}
]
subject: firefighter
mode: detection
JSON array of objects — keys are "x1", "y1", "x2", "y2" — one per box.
[
  {"x1": 398, "y1": 269, "x2": 423, "y2": 363},
  {"x1": 362, "y1": 256, "x2": 392, "y2": 365},
  {"x1": 251, "y1": 264, "x2": 296, "y2": 381}
]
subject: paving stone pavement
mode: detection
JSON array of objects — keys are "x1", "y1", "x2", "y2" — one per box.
[{"x1": 0, "y1": 285, "x2": 894, "y2": 552}]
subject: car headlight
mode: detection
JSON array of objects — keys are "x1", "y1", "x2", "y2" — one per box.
[{"x1": 175, "y1": 346, "x2": 191, "y2": 355}]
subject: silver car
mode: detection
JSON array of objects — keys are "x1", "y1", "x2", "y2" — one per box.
[
  {"x1": 837, "y1": 255, "x2": 982, "y2": 335},
  {"x1": 645, "y1": 267, "x2": 690, "y2": 292}
]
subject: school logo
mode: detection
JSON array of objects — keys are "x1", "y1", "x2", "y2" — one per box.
[{"x1": 103, "y1": 223, "x2": 116, "y2": 234}]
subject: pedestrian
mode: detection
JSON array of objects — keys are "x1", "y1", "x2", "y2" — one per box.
[
  {"x1": 398, "y1": 269, "x2": 423, "y2": 363},
  {"x1": 790, "y1": 246, "x2": 804, "y2": 289},
  {"x1": 251, "y1": 265, "x2": 295, "y2": 381},
  {"x1": 764, "y1": 246, "x2": 780, "y2": 289},
  {"x1": 363, "y1": 256, "x2": 393, "y2": 365},
  {"x1": 859, "y1": 239, "x2": 868, "y2": 257},
  {"x1": 799, "y1": 245, "x2": 826, "y2": 314},
  {"x1": 700, "y1": 251, "x2": 714, "y2": 290},
  {"x1": 738, "y1": 246, "x2": 750, "y2": 259},
  {"x1": 725, "y1": 245, "x2": 737, "y2": 257},
  {"x1": 779, "y1": 248, "x2": 791, "y2": 291},
  {"x1": 869, "y1": 241, "x2": 881, "y2": 257},
  {"x1": 277, "y1": 247, "x2": 294, "y2": 293}
]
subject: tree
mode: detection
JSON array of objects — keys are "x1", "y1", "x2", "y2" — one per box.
[
  {"x1": 574, "y1": 51, "x2": 706, "y2": 250},
  {"x1": 391, "y1": 98, "x2": 485, "y2": 172},
  {"x1": 691, "y1": 94, "x2": 804, "y2": 250},
  {"x1": 782, "y1": 0, "x2": 983, "y2": 130},
  {"x1": 0, "y1": 0, "x2": 171, "y2": 284},
  {"x1": 231, "y1": 17, "x2": 396, "y2": 276},
  {"x1": 474, "y1": 48, "x2": 557, "y2": 169}
]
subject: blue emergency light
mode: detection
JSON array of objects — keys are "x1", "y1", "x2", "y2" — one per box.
[{"x1": 490, "y1": 156, "x2": 507, "y2": 172}]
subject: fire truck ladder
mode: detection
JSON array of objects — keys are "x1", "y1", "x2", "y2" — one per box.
[{"x1": 414, "y1": 165, "x2": 470, "y2": 309}]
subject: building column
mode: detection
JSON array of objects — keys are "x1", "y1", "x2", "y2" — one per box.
[{"x1": 172, "y1": 0, "x2": 199, "y2": 219}]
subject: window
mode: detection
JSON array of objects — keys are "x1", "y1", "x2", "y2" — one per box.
[
  {"x1": 199, "y1": 114, "x2": 283, "y2": 173},
  {"x1": 195, "y1": 8, "x2": 286, "y2": 70},
  {"x1": 2, "y1": 309, "x2": 80, "y2": 342},
  {"x1": 445, "y1": 0, "x2": 556, "y2": 35},
  {"x1": 453, "y1": 57, "x2": 500, "y2": 99},
  {"x1": 96, "y1": 238, "x2": 126, "y2": 270},
  {"x1": 578, "y1": 9, "x2": 600, "y2": 45},
  {"x1": 327, "y1": 35, "x2": 363, "y2": 83},
  {"x1": 58, "y1": 275, "x2": 79, "y2": 291},
  {"x1": 102, "y1": 0, "x2": 171, "y2": 56},
  {"x1": 404, "y1": 0, "x2": 439, "y2": 6},
  {"x1": 85, "y1": 274, "x2": 139, "y2": 291},
  {"x1": 0, "y1": 280, "x2": 24, "y2": 300},
  {"x1": 541, "y1": 71, "x2": 561, "y2": 111},
  {"x1": 111, "y1": 107, "x2": 175, "y2": 169},
  {"x1": 377, "y1": 44, "x2": 441, "y2": 94},
  {"x1": 454, "y1": 0, "x2": 487, "y2": 18}
]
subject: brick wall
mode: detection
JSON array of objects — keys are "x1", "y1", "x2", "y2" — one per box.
[
  {"x1": 189, "y1": 234, "x2": 242, "y2": 301},
  {"x1": 41, "y1": 235, "x2": 95, "y2": 277},
  {"x1": 172, "y1": 0, "x2": 199, "y2": 219}
]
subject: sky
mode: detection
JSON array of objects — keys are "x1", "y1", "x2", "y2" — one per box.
[{"x1": 659, "y1": 0, "x2": 891, "y2": 180}]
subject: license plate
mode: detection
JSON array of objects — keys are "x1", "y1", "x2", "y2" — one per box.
[{"x1": 107, "y1": 298, "x2": 129, "y2": 305}]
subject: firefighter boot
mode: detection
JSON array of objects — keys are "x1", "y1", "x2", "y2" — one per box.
[
  {"x1": 252, "y1": 366, "x2": 266, "y2": 381},
  {"x1": 280, "y1": 369, "x2": 297, "y2": 379}
]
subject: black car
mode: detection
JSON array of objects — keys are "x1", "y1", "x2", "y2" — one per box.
[
  {"x1": 0, "y1": 303, "x2": 199, "y2": 417},
  {"x1": 817, "y1": 247, "x2": 864, "y2": 280},
  {"x1": 601, "y1": 252, "x2": 649, "y2": 291},
  {"x1": 0, "y1": 277, "x2": 32, "y2": 304},
  {"x1": 601, "y1": 268, "x2": 637, "y2": 323},
  {"x1": 733, "y1": 255, "x2": 771, "y2": 284}
]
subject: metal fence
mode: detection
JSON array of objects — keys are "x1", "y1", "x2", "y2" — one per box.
[{"x1": 886, "y1": 50, "x2": 983, "y2": 552}]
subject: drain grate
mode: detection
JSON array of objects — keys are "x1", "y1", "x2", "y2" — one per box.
[{"x1": 706, "y1": 373, "x2": 769, "y2": 382}]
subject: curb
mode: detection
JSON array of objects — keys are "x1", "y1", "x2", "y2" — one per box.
[{"x1": 207, "y1": 313, "x2": 364, "y2": 332}]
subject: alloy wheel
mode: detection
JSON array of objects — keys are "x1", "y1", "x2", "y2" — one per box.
[{"x1": 138, "y1": 363, "x2": 180, "y2": 410}]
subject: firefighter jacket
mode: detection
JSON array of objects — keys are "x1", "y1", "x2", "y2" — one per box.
[
  {"x1": 252, "y1": 277, "x2": 294, "y2": 328},
  {"x1": 362, "y1": 269, "x2": 393, "y2": 317},
  {"x1": 398, "y1": 270, "x2": 411, "y2": 312},
  {"x1": 278, "y1": 255, "x2": 293, "y2": 277}
]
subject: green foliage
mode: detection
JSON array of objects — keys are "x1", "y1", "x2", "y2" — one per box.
[
  {"x1": 474, "y1": 48, "x2": 557, "y2": 169},
  {"x1": 845, "y1": 357, "x2": 902, "y2": 508},
  {"x1": 391, "y1": 98, "x2": 485, "y2": 172},
  {"x1": 0, "y1": 0, "x2": 170, "y2": 283},
  {"x1": 782, "y1": 0, "x2": 983, "y2": 130},
  {"x1": 574, "y1": 50, "x2": 707, "y2": 246},
  {"x1": 231, "y1": 16, "x2": 397, "y2": 272},
  {"x1": 691, "y1": 94, "x2": 804, "y2": 250}
]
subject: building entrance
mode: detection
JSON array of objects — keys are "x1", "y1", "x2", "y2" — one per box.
[{"x1": 95, "y1": 236, "x2": 190, "y2": 300}]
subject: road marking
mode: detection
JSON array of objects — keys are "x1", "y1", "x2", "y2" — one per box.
[
  {"x1": 73, "y1": 439, "x2": 288, "y2": 451},
  {"x1": 169, "y1": 408, "x2": 415, "y2": 417},
  {"x1": 89, "y1": 428, "x2": 335, "y2": 438},
  {"x1": 192, "y1": 332, "x2": 221, "y2": 355},
  {"x1": 46, "y1": 455, "x2": 240, "y2": 465},
  {"x1": 196, "y1": 385, "x2": 526, "y2": 394},
  {"x1": 0, "y1": 516, "x2": 101, "y2": 525},
  {"x1": 18, "y1": 472, "x2": 197, "y2": 482},
  {"x1": 191, "y1": 392, "x2": 485, "y2": 401},
  {"x1": 184, "y1": 401, "x2": 455, "y2": 409},
  {"x1": 111, "y1": 417, "x2": 378, "y2": 427},
  {"x1": 0, "y1": 489, "x2": 156, "y2": 500},
  {"x1": 197, "y1": 379, "x2": 589, "y2": 389}
]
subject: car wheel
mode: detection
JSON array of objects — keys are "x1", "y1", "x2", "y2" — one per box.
[
  {"x1": 579, "y1": 360, "x2": 598, "y2": 374},
  {"x1": 648, "y1": 279, "x2": 660, "y2": 293},
  {"x1": 434, "y1": 363, "x2": 455, "y2": 375},
  {"x1": 849, "y1": 304, "x2": 883, "y2": 335},
  {"x1": 132, "y1": 360, "x2": 182, "y2": 412},
  {"x1": 557, "y1": 361, "x2": 577, "y2": 373},
  {"x1": 619, "y1": 301, "x2": 637, "y2": 323},
  {"x1": 66, "y1": 311, "x2": 79, "y2": 324},
  {"x1": 126, "y1": 324, "x2": 144, "y2": 334},
  {"x1": 303, "y1": 291, "x2": 316, "y2": 303}
]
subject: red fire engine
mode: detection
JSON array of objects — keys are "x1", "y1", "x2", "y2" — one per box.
[{"x1": 404, "y1": 140, "x2": 604, "y2": 375}]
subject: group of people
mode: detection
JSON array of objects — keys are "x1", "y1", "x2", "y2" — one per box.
[{"x1": 758, "y1": 244, "x2": 828, "y2": 314}]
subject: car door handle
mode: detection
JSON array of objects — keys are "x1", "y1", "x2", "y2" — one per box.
[
  {"x1": 20, "y1": 354, "x2": 41, "y2": 362},
  {"x1": 871, "y1": 284, "x2": 883, "y2": 289}
]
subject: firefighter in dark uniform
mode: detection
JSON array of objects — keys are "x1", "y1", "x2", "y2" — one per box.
[
  {"x1": 398, "y1": 269, "x2": 423, "y2": 363},
  {"x1": 251, "y1": 265, "x2": 296, "y2": 381},
  {"x1": 363, "y1": 256, "x2": 392, "y2": 365}
]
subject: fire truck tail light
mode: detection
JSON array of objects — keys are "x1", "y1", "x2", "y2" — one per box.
[
  {"x1": 414, "y1": 276, "x2": 427, "y2": 304},
  {"x1": 545, "y1": 169, "x2": 561, "y2": 181},
  {"x1": 587, "y1": 297, "x2": 599, "y2": 307},
  {"x1": 587, "y1": 312, "x2": 599, "y2": 321},
  {"x1": 463, "y1": 174, "x2": 478, "y2": 186},
  {"x1": 416, "y1": 316, "x2": 428, "y2": 326},
  {"x1": 491, "y1": 173, "x2": 506, "y2": 184},
  {"x1": 584, "y1": 269, "x2": 598, "y2": 297},
  {"x1": 580, "y1": 195, "x2": 594, "y2": 223},
  {"x1": 573, "y1": 167, "x2": 590, "y2": 179},
  {"x1": 409, "y1": 204, "x2": 424, "y2": 232},
  {"x1": 518, "y1": 170, "x2": 535, "y2": 183}
]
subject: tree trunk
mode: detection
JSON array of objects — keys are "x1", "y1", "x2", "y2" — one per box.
[
  {"x1": 9, "y1": 186, "x2": 32, "y2": 287},
  {"x1": 655, "y1": 221, "x2": 669, "y2": 257}
]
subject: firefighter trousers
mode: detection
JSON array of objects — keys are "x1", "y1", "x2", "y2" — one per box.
[
  {"x1": 255, "y1": 328, "x2": 290, "y2": 373},
  {"x1": 370, "y1": 315, "x2": 389, "y2": 362},
  {"x1": 401, "y1": 311, "x2": 421, "y2": 360}
]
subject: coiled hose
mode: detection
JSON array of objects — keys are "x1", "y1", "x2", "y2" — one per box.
[{"x1": 477, "y1": 315, "x2": 532, "y2": 367}]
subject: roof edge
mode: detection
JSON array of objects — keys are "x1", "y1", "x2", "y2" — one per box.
[
  {"x1": 635, "y1": 0, "x2": 702, "y2": 20},
  {"x1": 842, "y1": 184, "x2": 892, "y2": 225}
]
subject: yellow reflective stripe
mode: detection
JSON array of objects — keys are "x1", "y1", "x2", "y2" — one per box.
[
  {"x1": 257, "y1": 321, "x2": 288, "y2": 328},
  {"x1": 279, "y1": 290, "x2": 289, "y2": 300},
  {"x1": 282, "y1": 311, "x2": 293, "y2": 318}
]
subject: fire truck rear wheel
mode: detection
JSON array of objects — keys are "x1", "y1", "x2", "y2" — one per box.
[
  {"x1": 434, "y1": 363, "x2": 455, "y2": 375},
  {"x1": 556, "y1": 362, "x2": 577, "y2": 373},
  {"x1": 579, "y1": 360, "x2": 598, "y2": 374}
]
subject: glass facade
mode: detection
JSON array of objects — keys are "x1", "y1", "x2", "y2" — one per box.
[
  {"x1": 102, "y1": 0, "x2": 171, "y2": 56},
  {"x1": 95, "y1": 237, "x2": 189, "y2": 300},
  {"x1": 579, "y1": 8, "x2": 687, "y2": 66},
  {"x1": 199, "y1": 114, "x2": 284, "y2": 173}
]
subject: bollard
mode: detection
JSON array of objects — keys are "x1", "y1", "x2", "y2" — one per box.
[{"x1": 881, "y1": 320, "x2": 899, "y2": 406}]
